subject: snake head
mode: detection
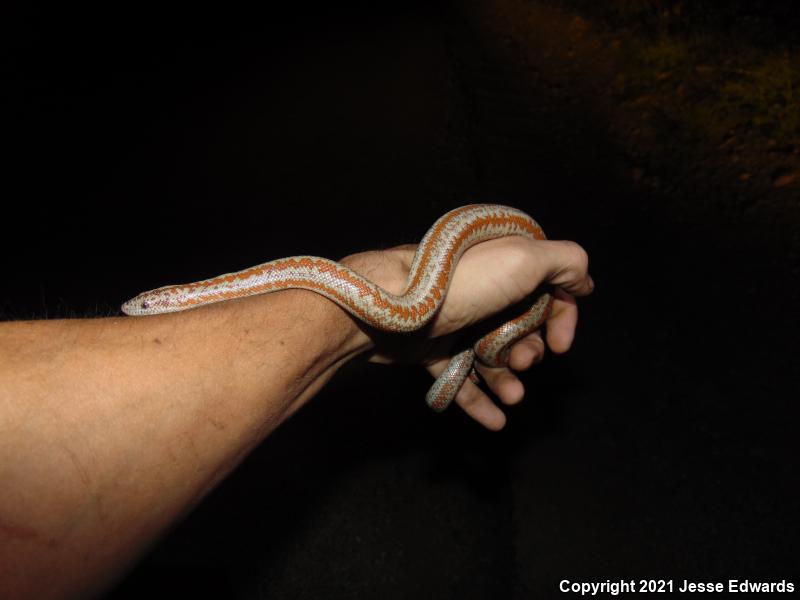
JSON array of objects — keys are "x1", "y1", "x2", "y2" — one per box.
[
  {"x1": 121, "y1": 296, "x2": 152, "y2": 316},
  {"x1": 121, "y1": 285, "x2": 190, "y2": 316}
]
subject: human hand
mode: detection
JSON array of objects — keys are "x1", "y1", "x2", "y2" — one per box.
[{"x1": 341, "y1": 235, "x2": 594, "y2": 430}]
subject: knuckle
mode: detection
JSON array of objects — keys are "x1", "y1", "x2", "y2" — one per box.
[
  {"x1": 500, "y1": 371, "x2": 521, "y2": 387},
  {"x1": 524, "y1": 332, "x2": 544, "y2": 347},
  {"x1": 457, "y1": 386, "x2": 481, "y2": 407},
  {"x1": 503, "y1": 240, "x2": 533, "y2": 273},
  {"x1": 562, "y1": 241, "x2": 589, "y2": 275}
]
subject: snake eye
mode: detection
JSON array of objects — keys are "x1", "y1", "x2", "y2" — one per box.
[{"x1": 141, "y1": 300, "x2": 150, "y2": 309}]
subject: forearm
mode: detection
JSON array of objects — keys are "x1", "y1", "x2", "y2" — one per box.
[
  {"x1": 0, "y1": 289, "x2": 365, "y2": 599},
  {"x1": 0, "y1": 233, "x2": 593, "y2": 598}
]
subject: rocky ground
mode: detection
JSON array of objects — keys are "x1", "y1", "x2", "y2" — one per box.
[{"x1": 456, "y1": 0, "x2": 799, "y2": 235}]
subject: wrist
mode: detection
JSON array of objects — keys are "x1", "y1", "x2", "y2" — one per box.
[
  {"x1": 228, "y1": 288, "x2": 368, "y2": 368},
  {"x1": 338, "y1": 248, "x2": 413, "y2": 353}
]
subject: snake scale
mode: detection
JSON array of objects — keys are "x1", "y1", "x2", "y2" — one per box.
[{"x1": 122, "y1": 204, "x2": 553, "y2": 412}]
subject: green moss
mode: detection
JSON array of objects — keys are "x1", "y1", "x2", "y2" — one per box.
[
  {"x1": 623, "y1": 30, "x2": 799, "y2": 144},
  {"x1": 718, "y1": 52, "x2": 798, "y2": 142},
  {"x1": 638, "y1": 36, "x2": 689, "y2": 70},
  {"x1": 630, "y1": 35, "x2": 691, "y2": 86},
  {"x1": 549, "y1": 0, "x2": 800, "y2": 145}
]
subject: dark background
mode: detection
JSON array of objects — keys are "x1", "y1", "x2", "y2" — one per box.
[{"x1": 2, "y1": 1, "x2": 798, "y2": 597}]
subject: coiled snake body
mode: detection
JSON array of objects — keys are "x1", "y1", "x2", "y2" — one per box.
[{"x1": 122, "y1": 204, "x2": 553, "y2": 412}]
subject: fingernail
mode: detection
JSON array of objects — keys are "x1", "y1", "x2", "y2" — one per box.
[{"x1": 588, "y1": 275, "x2": 595, "y2": 291}]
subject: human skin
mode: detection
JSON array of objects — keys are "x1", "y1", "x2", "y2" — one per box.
[{"x1": 0, "y1": 236, "x2": 592, "y2": 599}]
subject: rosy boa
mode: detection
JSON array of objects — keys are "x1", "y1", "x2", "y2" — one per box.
[{"x1": 122, "y1": 204, "x2": 553, "y2": 412}]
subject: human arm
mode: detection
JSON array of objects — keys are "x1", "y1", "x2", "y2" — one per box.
[{"x1": 0, "y1": 236, "x2": 592, "y2": 599}]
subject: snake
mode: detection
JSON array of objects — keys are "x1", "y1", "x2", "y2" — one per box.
[{"x1": 121, "y1": 204, "x2": 553, "y2": 412}]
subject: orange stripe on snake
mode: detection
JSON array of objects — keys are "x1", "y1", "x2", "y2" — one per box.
[{"x1": 122, "y1": 204, "x2": 553, "y2": 411}]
